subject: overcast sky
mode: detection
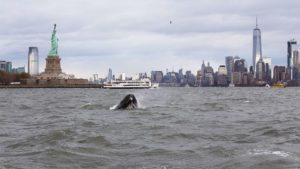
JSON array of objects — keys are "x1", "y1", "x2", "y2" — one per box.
[{"x1": 1, "y1": 0, "x2": 300, "y2": 78}]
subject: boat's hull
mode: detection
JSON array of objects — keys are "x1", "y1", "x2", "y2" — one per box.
[
  {"x1": 103, "y1": 86, "x2": 151, "y2": 89},
  {"x1": 272, "y1": 84, "x2": 286, "y2": 88},
  {"x1": 272, "y1": 86, "x2": 286, "y2": 88}
]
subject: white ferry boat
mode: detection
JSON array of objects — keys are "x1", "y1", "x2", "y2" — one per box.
[{"x1": 103, "y1": 79, "x2": 152, "y2": 89}]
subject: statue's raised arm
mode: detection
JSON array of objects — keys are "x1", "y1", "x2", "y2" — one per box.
[{"x1": 48, "y1": 24, "x2": 58, "y2": 56}]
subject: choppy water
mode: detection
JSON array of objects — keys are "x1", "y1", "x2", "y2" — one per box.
[{"x1": 0, "y1": 88, "x2": 299, "y2": 169}]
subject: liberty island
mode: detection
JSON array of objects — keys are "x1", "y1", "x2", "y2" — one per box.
[{"x1": 16, "y1": 24, "x2": 90, "y2": 87}]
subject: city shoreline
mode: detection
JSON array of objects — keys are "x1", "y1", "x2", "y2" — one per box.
[
  {"x1": 0, "y1": 84, "x2": 103, "y2": 88},
  {"x1": 0, "y1": 84, "x2": 296, "y2": 88}
]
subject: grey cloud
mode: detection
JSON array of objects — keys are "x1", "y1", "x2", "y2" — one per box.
[{"x1": 0, "y1": 0, "x2": 300, "y2": 78}]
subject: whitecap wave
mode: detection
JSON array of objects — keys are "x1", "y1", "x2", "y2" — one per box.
[
  {"x1": 80, "y1": 103, "x2": 92, "y2": 108},
  {"x1": 248, "y1": 149, "x2": 290, "y2": 158}
]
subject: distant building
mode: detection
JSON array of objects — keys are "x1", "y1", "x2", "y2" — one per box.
[
  {"x1": 256, "y1": 59, "x2": 265, "y2": 81},
  {"x1": 265, "y1": 63, "x2": 271, "y2": 82},
  {"x1": 199, "y1": 60, "x2": 206, "y2": 85},
  {"x1": 28, "y1": 47, "x2": 39, "y2": 76},
  {"x1": 287, "y1": 39, "x2": 297, "y2": 80},
  {"x1": 151, "y1": 71, "x2": 163, "y2": 83},
  {"x1": 273, "y1": 66, "x2": 286, "y2": 82},
  {"x1": 200, "y1": 61, "x2": 214, "y2": 86},
  {"x1": 217, "y1": 74, "x2": 227, "y2": 86},
  {"x1": 263, "y1": 56, "x2": 272, "y2": 80},
  {"x1": 178, "y1": 69, "x2": 184, "y2": 83},
  {"x1": 120, "y1": 73, "x2": 126, "y2": 81},
  {"x1": 0, "y1": 60, "x2": 28, "y2": 74},
  {"x1": 273, "y1": 66, "x2": 288, "y2": 82},
  {"x1": 13, "y1": 66, "x2": 26, "y2": 73},
  {"x1": 253, "y1": 17, "x2": 263, "y2": 75},
  {"x1": 249, "y1": 66, "x2": 254, "y2": 75},
  {"x1": 225, "y1": 56, "x2": 234, "y2": 83},
  {"x1": 293, "y1": 50, "x2": 300, "y2": 80},
  {"x1": 218, "y1": 65, "x2": 227, "y2": 75},
  {"x1": 107, "y1": 68, "x2": 113, "y2": 83},
  {"x1": 0, "y1": 61, "x2": 6, "y2": 72},
  {"x1": 233, "y1": 72, "x2": 242, "y2": 85},
  {"x1": 185, "y1": 70, "x2": 196, "y2": 86},
  {"x1": 217, "y1": 65, "x2": 227, "y2": 86},
  {"x1": 196, "y1": 70, "x2": 201, "y2": 86},
  {"x1": 163, "y1": 71, "x2": 178, "y2": 84},
  {"x1": 6, "y1": 62, "x2": 12, "y2": 73},
  {"x1": 138, "y1": 72, "x2": 147, "y2": 79},
  {"x1": 234, "y1": 58, "x2": 247, "y2": 73},
  {"x1": 93, "y1": 74, "x2": 99, "y2": 84},
  {"x1": 232, "y1": 57, "x2": 248, "y2": 85},
  {"x1": 247, "y1": 73, "x2": 256, "y2": 86}
]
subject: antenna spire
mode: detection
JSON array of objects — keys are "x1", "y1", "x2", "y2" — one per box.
[{"x1": 256, "y1": 16, "x2": 258, "y2": 28}]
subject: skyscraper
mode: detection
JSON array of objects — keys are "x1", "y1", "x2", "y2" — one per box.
[
  {"x1": 273, "y1": 66, "x2": 286, "y2": 82},
  {"x1": 253, "y1": 17, "x2": 262, "y2": 74},
  {"x1": 234, "y1": 58, "x2": 247, "y2": 73},
  {"x1": 287, "y1": 39, "x2": 297, "y2": 80},
  {"x1": 0, "y1": 61, "x2": 7, "y2": 72},
  {"x1": 225, "y1": 56, "x2": 234, "y2": 83},
  {"x1": 217, "y1": 65, "x2": 227, "y2": 86},
  {"x1": 28, "y1": 47, "x2": 39, "y2": 76},
  {"x1": 107, "y1": 68, "x2": 113, "y2": 83},
  {"x1": 232, "y1": 56, "x2": 247, "y2": 85},
  {"x1": 218, "y1": 65, "x2": 227, "y2": 75},
  {"x1": 263, "y1": 56, "x2": 272, "y2": 80},
  {"x1": 6, "y1": 62, "x2": 12, "y2": 73},
  {"x1": 256, "y1": 59, "x2": 265, "y2": 81},
  {"x1": 151, "y1": 71, "x2": 163, "y2": 83},
  {"x1": 293, "y1": 50, "x2": 300, "y2": 80}
]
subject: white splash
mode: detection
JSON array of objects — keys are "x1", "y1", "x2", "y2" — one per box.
[
  {"x1": 248, "y1": 149, "x2": 290, "y2": 158},
  {"x1": 137, "y1": 100, "x2": 146, "y2": 109},
  {"x1": 109, "y1": 104, "x2": 118, "y2": 110},
  {"x1": 134, "y1": 94, "x2": 146, "y2": 109}
]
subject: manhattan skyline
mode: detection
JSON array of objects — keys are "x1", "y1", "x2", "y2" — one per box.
[{"x1": 1, "y1": 0, "x2": 300, "y2": 78}]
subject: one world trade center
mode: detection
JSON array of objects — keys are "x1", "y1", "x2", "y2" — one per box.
[{"x1": 252, "y1": 17, "x2": 262, "y2": 74}]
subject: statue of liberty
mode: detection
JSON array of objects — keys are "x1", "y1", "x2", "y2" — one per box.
[{"x1": 48, "y1": 24, "x2": 58, "y2": 56}]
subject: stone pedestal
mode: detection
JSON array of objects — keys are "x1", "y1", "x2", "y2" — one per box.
[
  {"x1": 36, "y1": 56, "x2": 63, "y2": 79},
  {"x1": 45, "y1": 56, "x2": 62, "y2": 75}
]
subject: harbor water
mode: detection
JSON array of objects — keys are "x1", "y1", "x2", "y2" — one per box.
[{"x1": 0, "y1": 88, "x2": 299, "y2": 169}]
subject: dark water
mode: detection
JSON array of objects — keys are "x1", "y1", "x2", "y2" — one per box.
[{"x1": 0, "y1": 88, "x2": 299, "y2": 169}]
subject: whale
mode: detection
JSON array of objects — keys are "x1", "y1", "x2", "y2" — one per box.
[{"x1": 116, "y1": 94, "x2": 138, "y2": 110}]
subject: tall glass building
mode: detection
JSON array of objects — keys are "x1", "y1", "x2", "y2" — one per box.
[
  {"x1": 287, "y1": 39, "x2": 297, "y2": 80},
  {"x1": 6, "y1": 62, "x2": 12, "y2": 73},
  {"x1": 293, "y1": 50, "x2": 300, "y2": 80},
  {"x1": 252, "y1": 18, "x2": 262, "y2": 74},
  {"x1": 263, "y1": 56, "x2": 272, "y2": 80},
  {"x1": 225, "y1": 56, "x2": 234, "y2": 83},
  {"x1": 287, "y1": 39, "x2": 297, "y2": 68},
  {"x1": 107, "y1": 68, "x2": 113, "y2": 83},
  {"x1": 256, "y1": 59, "x2": 265, "y2": 81},
  {"x1": 28, "y1": 47, "x2": 39, "y2": 76},
  {"x1": 0, "y1": 61, "x2": 7, "y2": 72}
]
